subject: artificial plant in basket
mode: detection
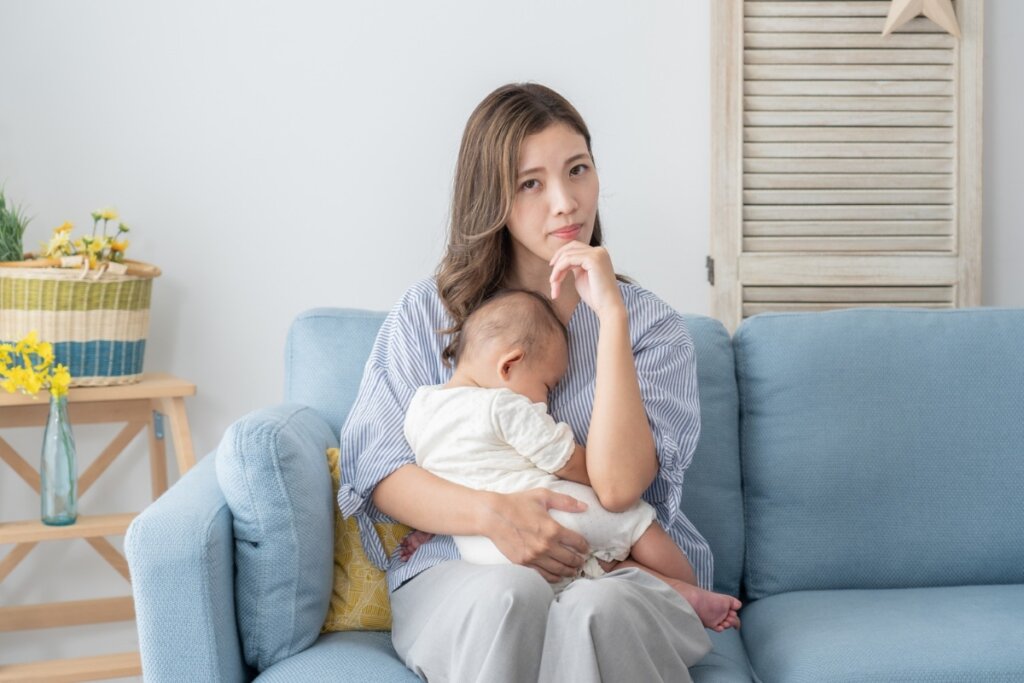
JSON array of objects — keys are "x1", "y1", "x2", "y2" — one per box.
[
  {"x1": 40, "y1": 209, "x2": 133, "y2": 274},
  {"x1": 0, "y1": 188, "x2": 31, "y2": 262},
  {"x1": 0, "y1": 202, "x2": 160, "y2": 386}
]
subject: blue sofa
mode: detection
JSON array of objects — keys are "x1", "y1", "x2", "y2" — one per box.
[{"x1": 125, "y1": 306, "x2": 1024, "y2": 682}]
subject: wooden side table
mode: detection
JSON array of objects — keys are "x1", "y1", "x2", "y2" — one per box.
[{"x1": 0, "y1": 373, "x2": 196, "y2": 682}]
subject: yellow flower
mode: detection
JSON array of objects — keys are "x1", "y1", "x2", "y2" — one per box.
[
  {"x1": 0, "y1": 377, "x2": 16, "y2": 394},
  {"x1": 8, "y1": 366, "x2": 42, "y2": 395},
  {"x1": 43, "y1": 231, "x2": 73, "y2": 258},
  {"x1": 54, "y1": 221, "x2": 74, "y2": 234},
  {"x1": 34, "y1": 342, "x2": 54, "y2": 371},
  {"x1": 50, "y1": 364, "x2": 71, "y2": 398},
  {"x1": 0, "y1": 333, "x2": 72, "y2": 397},
  {"x1": 15, "y1": 331, "x2": 39, "y2": 354},
  {"x1": 111, "y1": 240, "x2": 129, "y2": 253},
  {"x1": 95, "y1": 207, "x2": 119, "y2": 221},
  {"x1": 27, "y1": 372, "x2": 43, "y2": 395}
]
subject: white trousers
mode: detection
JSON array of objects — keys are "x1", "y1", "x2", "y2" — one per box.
[{"x1": 389, "y1": 561, "x2": 712, "y2": 683}]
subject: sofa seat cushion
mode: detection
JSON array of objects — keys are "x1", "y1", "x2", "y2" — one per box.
[
  {"x1": 255, "y1": 623, "x2": 757, "y2": 683},
  {"x1": 254, "y1": 631, "x2": 419, "y2": 682},
  {"x1": 692, "y1": 629, "x2": 757, "y2": 683},
  {"x1": 742, "y1": 585, "x2": 1024, "y2": 682}
]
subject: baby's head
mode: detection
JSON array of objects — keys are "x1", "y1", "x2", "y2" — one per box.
[{"x1": 452, "y1": 289, "x2": 569, "y2": 404}]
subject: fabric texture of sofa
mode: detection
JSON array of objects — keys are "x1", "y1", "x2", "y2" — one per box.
[{"x1": 125, "y1": 306, "x2": 1024, "y2": 682}]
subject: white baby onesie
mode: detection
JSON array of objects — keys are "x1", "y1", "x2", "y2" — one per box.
[{"x1": 404, "y1": 385, "x2": 657, "y2": 579}]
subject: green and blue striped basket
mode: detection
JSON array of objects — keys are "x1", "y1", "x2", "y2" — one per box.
[{"x1": 0, "y1": 260, "x2": 160, "y2": 386}]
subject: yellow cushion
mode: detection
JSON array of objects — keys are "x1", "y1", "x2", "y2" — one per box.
[{"x1": 322, "y1": 447, "x2": 412, "y2": 632}]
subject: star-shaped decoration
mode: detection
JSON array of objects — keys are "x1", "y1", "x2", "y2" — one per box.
[{"x1": 882, "y1": 0, "x2": 961, "y2": 38}]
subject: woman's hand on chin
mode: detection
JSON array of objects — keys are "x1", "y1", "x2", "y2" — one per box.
[
  {"x1": 549, "y1": 243, "x2": 626, "y2": 321},
  {"x1": 484, "y1": 488, "x2": 590, "y2": 583}
]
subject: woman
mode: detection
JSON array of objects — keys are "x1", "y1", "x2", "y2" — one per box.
[{"x1": 338, "y1": 83, "x2": 737, "y2": 682}]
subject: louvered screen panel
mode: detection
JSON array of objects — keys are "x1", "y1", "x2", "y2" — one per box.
[
  {"x1": 743, "y1": 285, "x2": 955, "y2": 316},
  {"x1": 710, "y1": 0, "x2": 983, "y2": 332}
]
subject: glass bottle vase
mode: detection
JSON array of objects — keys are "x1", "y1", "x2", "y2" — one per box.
[{"x1": 40, "y1": 394, "x2": 78, "y2": 525}]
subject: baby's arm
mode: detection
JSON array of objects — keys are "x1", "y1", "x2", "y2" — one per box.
[
  {"x1": 554, "y1": 444, "x2": 590, "y2": 486},
  {"x1": 493, "y1": 391, "x2": 588, "y2": 484}
]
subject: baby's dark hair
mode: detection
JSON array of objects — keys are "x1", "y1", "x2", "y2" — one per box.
[{"x1": 452, "y1": 289, "x2": 568, "y2": 367}]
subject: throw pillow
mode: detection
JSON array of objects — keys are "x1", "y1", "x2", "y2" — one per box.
[
  {"x1": 214, "y1": 404, "x2": 337, "y2": 671},
  {"x1": 323, "y1": 447, "x2": 412, "y2": 631}
]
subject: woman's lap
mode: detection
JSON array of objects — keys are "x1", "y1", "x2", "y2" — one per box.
[
  {"x1": 390, "y1": 561, "x2": 553, "y2": 682},
  {"x1": 390, "y1": 561, "x2": 711, "y2": 683}
]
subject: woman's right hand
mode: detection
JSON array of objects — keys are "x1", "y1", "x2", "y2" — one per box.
[{"x1": 483, "y1": 488, "x2": 590, "y2": 583}]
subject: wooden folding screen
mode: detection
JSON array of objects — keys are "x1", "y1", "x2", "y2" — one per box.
[{"x1": 710, "y1": 0, "x2": 983, "y2": 332}]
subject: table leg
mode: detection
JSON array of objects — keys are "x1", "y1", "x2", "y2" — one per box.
[{"x1": 157, "y1": 397, "x2": 196, "y2": 474}]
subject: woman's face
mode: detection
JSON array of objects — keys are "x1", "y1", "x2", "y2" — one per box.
[{"x1": 506, "y1": 122, "x2": 599, "y2": 277}]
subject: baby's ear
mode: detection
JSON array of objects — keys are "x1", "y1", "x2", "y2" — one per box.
[{"x1": 498, "y1": 348, "x2": 526, "y2": 380}]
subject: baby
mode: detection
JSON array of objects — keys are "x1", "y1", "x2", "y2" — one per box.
[{"x1": 402, "y1": 289, "x2": 740, "y2": 632}]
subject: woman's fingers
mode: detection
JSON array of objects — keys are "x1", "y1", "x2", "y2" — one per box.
[
  {"x1": 487, "y1": 488, "x2": 592, "y2": 576},
  {"x1": 523, "y1": 531, "x2": 585, "y2": 578},
  {"x1": 548, "y1": 244, "x2": 587, "y2": 300},
  {"x1": 530, "y1": 554, "x2": 579, "y2": 580},
  {"x1": 550, "y1": 266, "x2": 587, "y2": 301},
  {"x1": 547, "y1": 244, "x2": 624, "y2": 316},
  {"x1": 549, "y1": 245, "x2": 600, "y2": 285},
  {"x1": 548, "y1": 239, "x2": 594, "y2": 266},
  {"x1": 544, "y1": 490, "x2": 588, "y2": 513},
  {"x1": 530, "y1": 564, "x2": 563, "y2": 584},
  {"x1": 539, "y1": 491, "x2": 589, "y2": 555}
]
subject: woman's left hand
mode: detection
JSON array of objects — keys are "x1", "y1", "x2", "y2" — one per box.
[{"x1": 549, "y1": 243, "x2": 625, "y2": 319}]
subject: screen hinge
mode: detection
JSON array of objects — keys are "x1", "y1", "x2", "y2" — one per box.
[{"x1": 706, "y1": 256, "x2": 715, "y2": 286}]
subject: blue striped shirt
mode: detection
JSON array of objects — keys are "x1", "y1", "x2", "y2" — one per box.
[{"x1": 337, "y1": 278, "x2": 713, "y2": 592}]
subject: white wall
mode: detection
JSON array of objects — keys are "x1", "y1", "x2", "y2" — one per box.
[
  {"x1": 0, "y1": 0, "x2": 1021, "y2": 669},
  {"x1": 983, "y1": 1, "x2": 1024, "y2": 305}
]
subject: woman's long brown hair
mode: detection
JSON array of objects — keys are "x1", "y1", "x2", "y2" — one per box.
[{"x1": 436, "y1": 83, "x2": 604, "y2": 365}]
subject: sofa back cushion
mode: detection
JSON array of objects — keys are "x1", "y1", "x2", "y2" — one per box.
[
  {"x1": 735, "y1": 308, "x2": 1024, "y2": 600},
  {"x1": 680, "y1": 314, "x2": 744, "y2": 597},
  {"x1": 285, "y1": 308, "x2": 387, "y2": 434}
]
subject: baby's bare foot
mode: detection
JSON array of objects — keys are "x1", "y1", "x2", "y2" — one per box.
[
  {"x1": 670, "y1": 581, "x2": 742, "y2": 632},
  {"x1": 398, "y1": 530, "x2": 434, "y2": 562}
]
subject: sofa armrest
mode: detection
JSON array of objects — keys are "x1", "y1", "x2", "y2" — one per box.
[{"x1": 126, "y1": 453, "x2": 251, "y2": 682}]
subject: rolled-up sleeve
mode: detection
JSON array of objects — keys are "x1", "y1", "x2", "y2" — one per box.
[
  {"x1": 634, "y1": 314, "x2": 701, "y2": 497},
  {"x1": 633, "y1": 312, "x2": 710, "y2": 588},
  {"x1": 337, "y1": 298, "x2": 439, "y2": 569}
]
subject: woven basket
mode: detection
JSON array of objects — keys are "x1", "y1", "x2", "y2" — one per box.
[{"x1": 0, "y1": 259, "x2": 161, "y2": 386}]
